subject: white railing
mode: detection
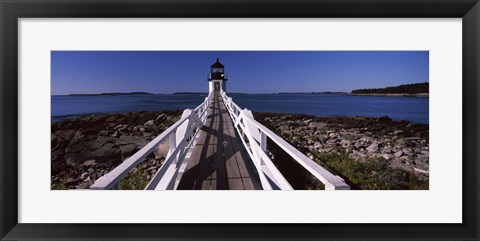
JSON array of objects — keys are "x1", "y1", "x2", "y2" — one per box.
[
  {"x1": 220, "y1": 91, "x2": 350, "y2": 190},
  {"x1": 90, "y1": 95, "x2": 211, "y2": 190}
]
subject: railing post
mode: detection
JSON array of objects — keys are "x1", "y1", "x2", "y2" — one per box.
[
  {"x1": 260, "y1": 132, "x2": 267, "y2": 152},
  {"x1": 168, "y1": 132, "x2": 177, "y2": 164}
]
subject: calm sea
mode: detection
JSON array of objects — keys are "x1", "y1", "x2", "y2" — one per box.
[{"x1": 51, "y1": 93, "x2": 429, "y2": 124}]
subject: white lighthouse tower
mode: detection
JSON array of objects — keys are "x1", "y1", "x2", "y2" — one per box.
[{"x1": 208, "y1": 58, "x2": 227, "y2": 94}]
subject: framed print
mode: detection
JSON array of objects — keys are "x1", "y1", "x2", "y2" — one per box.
[{"x1": 1, "y1": 0, "x2": 479, "y2": 240}]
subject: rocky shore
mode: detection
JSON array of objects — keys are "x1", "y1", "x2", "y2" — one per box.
[
  {"x1": 253, "y1": 113, "x2": 429, "y2": 190},
  {"x1": 51, "y1": 110, "x2": 181, "y2": 190},
  {"x1": 51, "y1": 111, "x2": 429, "y2": 190}
]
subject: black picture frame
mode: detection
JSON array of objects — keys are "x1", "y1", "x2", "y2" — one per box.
[{"x1": 1, "y1": 0, "x2": 479, "y2": 240}]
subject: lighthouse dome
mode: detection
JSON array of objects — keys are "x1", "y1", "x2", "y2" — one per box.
[{"x1": 211, "y1": 58, "x2": 224, "y2": 68}]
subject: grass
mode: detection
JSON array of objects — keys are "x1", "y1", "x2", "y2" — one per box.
[
  {"x1": 52, "y1": 172, "x2": 74, "y2": 190},
  {"x1": 312, "y1": 150, "x2": 428, "y2": 190},
  {"x1": 120, "y1": 166, "x2": 149, "y2": 190}
]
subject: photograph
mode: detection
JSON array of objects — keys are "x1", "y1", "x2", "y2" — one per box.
[
  {"x1": 51, "y1": 51, "x2": 429, "y2": 190},
  {"x1": 2, "y1": 0, "x2": 477, "y2": 239}
]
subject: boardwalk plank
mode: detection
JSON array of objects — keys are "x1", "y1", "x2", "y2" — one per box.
[
  {"x1": 228, "y1": 178, "x2": 245, "y2": 190},
  {"x1": 177, "y1": 93, "x2": 261, "y2": 190}
]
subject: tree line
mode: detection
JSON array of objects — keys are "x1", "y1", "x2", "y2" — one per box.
[{"x1": 351, "y1": 82, "x2": 429, "y2": 94}]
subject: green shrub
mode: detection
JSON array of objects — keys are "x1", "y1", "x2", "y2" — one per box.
[
  {"x1": 120, "y1": 167, "x2": 149, "y2": 190},
  {"x1": 313, "y1": 150, "x2": 414, "y2": 190}
]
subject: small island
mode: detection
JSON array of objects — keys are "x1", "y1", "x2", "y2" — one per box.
[
  {"x1": 277, "y1": 92, "x2": 348, "y2": 95},
  {"x1": 173, "y1": 92, "x2": 208, "y2": 95},
  {"x1": 68, "y1": 92, "x2": 154, "y2": 96},
  {"x1": 350, "y1": 82, "x2": 428, "y2": 97}
]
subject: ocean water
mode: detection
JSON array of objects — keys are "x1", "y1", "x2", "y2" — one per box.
[{"x1": 51, "y1": 93, "x2": 429, "y2": 124}]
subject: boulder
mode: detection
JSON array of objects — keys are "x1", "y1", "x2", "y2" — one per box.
[
  {"x1": 396, "y1": 138, "x2": 409, "y2": 146},
  {"x1": 83, "y1": 159, "x2": 96, "y2": 167},
  {"x1": 156, "y1": 113, "x2": 166, "y2": 121},
  {"x1": 65, "y1": 177, "x2": 80, "y2": 185},
  {"x1": 66, "y1": 142, "x2": 121, "y2": 166},
  {"x1": 76, "y1": 181, "x2": 91, "y2": 189},
  {"x1": 367, "y1": 144, "x2": 379, "y2": 153},
  {"x1": 340, "y1": 139, "x2": 351, "y2": 148},
  {"x1": 155, "y1": 140, "x2": 170, "y2": 159},
  {"x1": 308, "y1": 122, "x2": 324, "y2": 129},
  {"x1": 394, "y1": 150, "x2": 404, "y2": 158},
  {"x1": 80, "y1": 172, "x2": 89, "y2": 180},
  {"x1": 144, "y1": 120, "x2": 155, "y2": 126},
  {"x1": 120, "y1": 144, "x2": 137, "y2": 159},
  {"x1": 117, "y1": 135, "x2": 149, "y2": 147},
  {"x1": 313, "y1": 141, "x2": 323, "y2": 150},
  {"x1": 382, "y1": 154, "x2": 392, "y2": 160}
]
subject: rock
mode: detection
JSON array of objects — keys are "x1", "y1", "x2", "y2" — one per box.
[
  {"x1": 308, "y1": 122, "x2": 324, "y2": 129},
  {"x1": 65, "y1": 177, "x2": 80, "y2": 185},
  {"x1": 367, "y1": 144, "x2": 379, "y2": 152},
  {"x1": 106, "y1": 115, "x2": 118, "y2": 122},
  {"x1": 98, "y1": 130, "x2": 109, "y2": 136},
  {"x1": 51, "y1": 133, "x2": 58, "y2": 142},
  {"x1": 66, "y1": 142, "x2": 121, "y2": 166},
  {"x1": 326, "y1": 139, "x2": 337, "y2": 145},
  {"x1": 66, "y1": 137, "x2": 115, "y2": 154},
  {"x1": 156, "y1": 113, "x2": 166, "y2": 121},
  {"x1": 140, "y1": 127, "x2": 146, "y2": 132},
  {"x1": 80, "y1": 172, "x2": 89, "y2": 180},
  {"x1": 120, "y1": 144, "x2": 137, "y2": 158},
  {"x1": 313, "y1": 141, "x2": 323, "y2": 150},
  {"x1": 382, "y1": 154, "x2": 392, "y2": 160},
  {"x1": 399, "y1": 156, "x2": 410, "y2": 163},
  {"x1": 117, "y1": 135, "x2": 149, "y2": 147},
  {"x1": 354, "y1": 141, "x2": 364, "y2": 149},
  {"x1": 413, "y1": 167, "x2": 429, "y2": 175},
  {"x1": 281, "y1": 129, "x2": 292, "y2": 136},
  {"x1": 144, "y1": 120, "x2": 155, "y2": 126},
  {"x1": 76, "y1": 181, "x2": 91, "y2": 189},
  {"x1": 378, "y1": 115, "x2": 392, "y2": 122},
  {"x1": 393, "y1": 130, "x2": 404, "y2": 135},
  {"x1": 56, "y1": 129, "x2": 76, "y2": 141},
  {"x1": 382, "y1": 146, "x2": 393, "y2": 154},
  {"x1": 394, "y1": 150, "x2": 404, "y2": 158},
  {"x1": 396, "y1": 138, "x2": 409, "y2": 146},
  {"x1": 155, "y1": 140, "x2": 170, "y2": 159},
  {"x1": 318, "y1": 147, "x2": 333, "y2": 153},
  {"x1": 340, "y1": 139, "x2": 351, "y2": 148},
  {"x1": 403, "y1": 148, "x2": 412, "y2": 155},
  {"x1": 317, "y1": 135, "x2": 327, "y2": 143}
]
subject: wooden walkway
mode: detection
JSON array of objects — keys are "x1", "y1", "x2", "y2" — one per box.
[{"x1": 177, "y1": 93, "x2": 261, "y2": 190}]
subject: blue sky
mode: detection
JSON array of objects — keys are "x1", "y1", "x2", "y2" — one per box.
[{"x1": 51, "y1": 51, "x2": 429, "y2": 95}]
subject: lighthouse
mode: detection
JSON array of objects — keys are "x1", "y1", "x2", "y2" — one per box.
[{"x1": 208, "y1": 58, "x2": 228, "y2": 94}]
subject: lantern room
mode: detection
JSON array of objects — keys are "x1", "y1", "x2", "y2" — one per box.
[{"x1": 208, "y1": 58, "x2": 228, "y2": 94}]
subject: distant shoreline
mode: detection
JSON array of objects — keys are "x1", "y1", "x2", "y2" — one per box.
[
  {"x1": 67, "y1": 92, "x2": 154, "y2": 96},
  {"x1": 348, "y1": 93, "x2": 429, "y2": 98}
]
